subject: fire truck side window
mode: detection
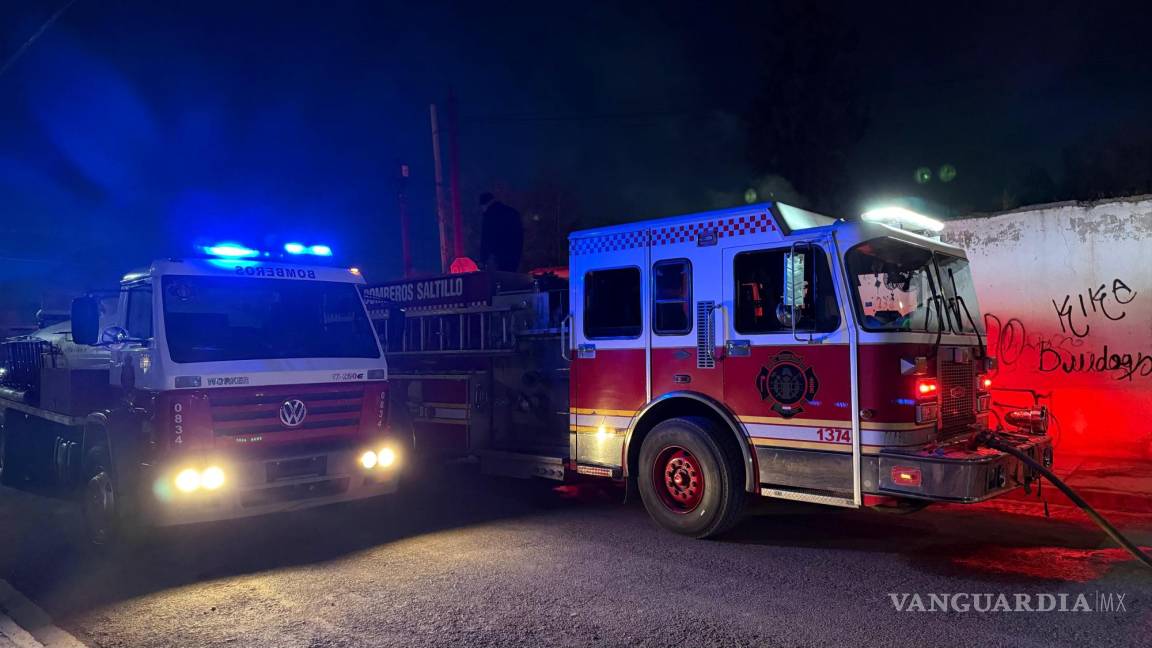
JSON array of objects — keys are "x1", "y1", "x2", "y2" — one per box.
[
  {"x1": 652, "y1": 259, "x2": 692, "y2": 336},
  {"x1": 125, "y1": 287, "x2": 153, "y2": 339},
  {"x1": 584, "y1": 267, "x2": 642, "y2": 339},
  {"x1": 733, "y1": 248, "x2": 839, "y2": 334}
]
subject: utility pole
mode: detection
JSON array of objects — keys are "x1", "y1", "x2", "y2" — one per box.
[
  {"x1": 429, "y1": 103, "x2": 452, "y2": 272},
  {"x1": 396, "y1": 162, "x2": 414, "y2": 277},
  {"x1": 447, "y1": 90, "x2": 465, "y2": 261}
]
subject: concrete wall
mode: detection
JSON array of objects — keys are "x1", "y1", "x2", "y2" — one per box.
[{"x1": 943, "y1": 196, "x2": 1152, "y2": 459}]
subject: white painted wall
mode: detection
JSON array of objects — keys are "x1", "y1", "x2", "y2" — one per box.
[{"x1": 943, "y1": 196, "x2": 1152, "y2": 459}]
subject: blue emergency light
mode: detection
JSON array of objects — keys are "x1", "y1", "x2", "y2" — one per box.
[
  {"x1": 284, "y1": 242, "x2": 333, "y2": 257},
  {"x1": 202, "y1": 242, "x2": 260, "y2": 258},
  {"x1": 199, "y1": 241, "x2": 336, "y2": 260}
]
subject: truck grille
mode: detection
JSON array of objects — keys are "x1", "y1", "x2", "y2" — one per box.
[
  {"x1": 209, "y1": 387, "x2": 364, "y2": 437},
  {"x1": 0, "y1": 339, "x2": 55, "y2": 390},
  {"x1": 939, "y1": 359, "x2": 976, "y2": 434}
]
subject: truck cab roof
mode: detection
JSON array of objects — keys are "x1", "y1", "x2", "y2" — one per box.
[{"x1": 569, "y1": 201, "x2": 967, "y2": 259}]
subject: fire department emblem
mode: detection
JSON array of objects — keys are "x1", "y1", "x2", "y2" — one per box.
[
  {"x1": 756, "y1": 351, "x2": 819, "y2": 419},
  {"x1": 279, "y1": 399, "x2": 308, "y2": 427}
]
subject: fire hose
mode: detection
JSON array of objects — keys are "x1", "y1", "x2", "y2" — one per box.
[{"x1": 976, "y1": 431, "x2": 1152, "y2": 571}]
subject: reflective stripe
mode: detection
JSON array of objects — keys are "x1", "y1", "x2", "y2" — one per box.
[
  {"x1": 738, "y1": 414, "x2": 930, "y2": 431},
  {"x1": 569, "y1": 408, "x2": 638, "y2": 417}
]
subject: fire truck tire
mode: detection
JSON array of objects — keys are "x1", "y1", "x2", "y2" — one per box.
[
  {"x1": 638, "y1": 417, "x2": 745, "y2": 539},
  {"x1": 81, "y1": 446, "x2": 138, "y2": 547}
]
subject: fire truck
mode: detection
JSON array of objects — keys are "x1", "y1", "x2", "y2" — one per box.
[
  {"x1": 366, "y1": 203, "x2": 1054, "y2": 538},
  {"x1": 0, "y1": 246, "x2": 400, "y2": 545}
]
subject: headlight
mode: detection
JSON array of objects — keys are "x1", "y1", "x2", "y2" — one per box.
[
  {"x1": 360, "y1": 450, "x2": 379, "y2": 469},
  {"x1": 201, "y1": 466, "x2": 225, "y2": 490},
  {"x1": 174, "y1": 466, "x2": 225, "y2": 493},
  {"x1": 175, "y1": 468, "x2": 201, "y2": 493},
  {"x1": 377, "y1": 447, "x2": 396, "y2": 467}
]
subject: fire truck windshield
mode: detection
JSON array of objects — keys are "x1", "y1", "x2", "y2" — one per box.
[
  {"x1": 846, "y1": 238, "x2": 985, "y2": 335},
  {"x1": 846, "y1": 238, "x2": 946, "y2": 332},
  {"x1": 162, "y1": 276, "x2": 381, "y2": 363}
]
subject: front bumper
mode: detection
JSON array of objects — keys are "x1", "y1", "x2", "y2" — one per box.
[
  {"x1": 142, "y1": 446, "x2": 398, "y2": 527},
  {"x1": 877, "y1": 433, "x2": 1053, "y2": 503}
]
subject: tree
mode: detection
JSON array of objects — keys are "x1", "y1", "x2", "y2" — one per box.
[
  {"x1": 1061, "y1": 132, "x2": 1152, "y2": 201},
  {"x1": 1001, "y1": 163, "x2": 1058, "y2": 210}
]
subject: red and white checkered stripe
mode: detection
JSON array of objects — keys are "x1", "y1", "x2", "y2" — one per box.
[
  {"x1": 651, "y1": 212, "x2": 777, "y2": 247},
  {"x1": 570, "y1": 212, "x2": 778, "y2": 256},
  {"x1": 569, "y1": 229, "x2": 649, "y2": 256}
]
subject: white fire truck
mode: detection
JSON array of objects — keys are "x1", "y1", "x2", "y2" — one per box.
[
  {"x1": 366, "y1": 202, "x2": 1053, "y2": 538},
  {"x1": 0, "y1": 248, "x2": 400, "y2": 544}
]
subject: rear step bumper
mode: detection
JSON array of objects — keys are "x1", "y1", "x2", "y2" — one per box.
[
  {"x1": 142, "y1": 446, "x2": 398, "y2": 527},
  {"x1": 877, "y1": 433, "x2": 1053, "y2": 503}
]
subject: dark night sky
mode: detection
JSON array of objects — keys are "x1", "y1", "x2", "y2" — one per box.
[{"x1": 1, "y1": 0, "x2": 1150, "y2": 320}]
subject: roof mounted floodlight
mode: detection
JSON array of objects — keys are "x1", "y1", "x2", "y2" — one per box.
[{"x1": 860, "y1": 207, "x2": 945, "y2": 233}]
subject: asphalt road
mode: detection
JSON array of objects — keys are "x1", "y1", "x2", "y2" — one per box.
[{"x1": 0, "y1": 467, "x2": 1149, "y2": 648}]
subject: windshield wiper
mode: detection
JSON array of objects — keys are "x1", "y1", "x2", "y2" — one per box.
[
  {"x1": 922, "y1": 268, "x2": 946, "y2": 352},
  {"x1": 947, "y1": 268, "x2": 986, "y2": 357},
  {"x1": 922, "y1": 294, "x2": 948, "y2": 335}
]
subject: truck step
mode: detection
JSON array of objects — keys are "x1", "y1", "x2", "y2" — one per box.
[{"x1": 760, "y1": 487, "x2": 859, "y2": 508}]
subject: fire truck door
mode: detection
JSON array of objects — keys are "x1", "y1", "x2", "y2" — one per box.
[
  {"x1": 720, "y1": 239, "x2": 860, "y2": 507},
  {"x1": 111, "y1": 283, "x2": 155, "y2": 391},
  {"x1": 569, "y1": 234, "x2": 649, "y2": 471},
  {"x1": 648, "y1": 252, "x2": 723, "y2": 403}
]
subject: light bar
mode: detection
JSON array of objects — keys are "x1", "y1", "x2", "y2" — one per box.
[
  {"x1": 283, "y1": 242, "x2": 333, "y2": 256},
  {"x1": 203, "y1": 242, "x2": 259, "y2": 258},
  {"x1": 202, "y1": 241, "x2": 335, "y2": 259},
  {"x1": 861, "y1": 207, "x2": 945, "y2": 233}
]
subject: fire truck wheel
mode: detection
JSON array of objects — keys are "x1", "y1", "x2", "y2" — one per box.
[
  {"x1": 638, "y1": 417, "x2": 745, "y2": 539},
  {"x1": 82, "y1": 446, "x2": 128, "y2": 547}
]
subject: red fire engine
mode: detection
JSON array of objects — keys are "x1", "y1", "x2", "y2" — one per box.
[{"x1": 366, "y1": 203, "x2": 1053, "y2": 538}]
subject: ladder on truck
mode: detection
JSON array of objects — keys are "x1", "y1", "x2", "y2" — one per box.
[{"x1": 365, "y1": 302, "x2": 521, "y2": 355}]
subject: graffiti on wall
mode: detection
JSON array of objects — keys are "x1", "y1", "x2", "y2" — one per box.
[
  {"x1": 985, "y1": 278, "x2": 1150, "y2": 382},
  {"x1": 947, "y1": 199, "x2": 1152, "y2": 458}
]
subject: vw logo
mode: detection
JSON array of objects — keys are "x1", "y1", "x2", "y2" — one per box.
[{"x1": 279, "y1": 399, "x2": 308, "y2": 427}]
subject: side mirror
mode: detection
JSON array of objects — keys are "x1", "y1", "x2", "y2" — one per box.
[
  {"x1": 782, "y1": 251, "x2": 807, "y2": 308},
  {"x1": 778, "y1": 251, "x2": 808, "y2": 327},
  {"x1": 71, "y1": 296, "x2": 101, "y2": 345}
]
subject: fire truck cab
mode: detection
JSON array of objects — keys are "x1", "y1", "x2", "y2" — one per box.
[
  {"x1": 369, "y1": 202, "x2": 1053, "y2": 538},
  {"x1": 0, "y1": 254, "x2": 399, "y2": 544}
]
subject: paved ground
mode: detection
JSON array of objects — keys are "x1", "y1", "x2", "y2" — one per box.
[{"x1": 0, "y1": 466, "x2": 1149, "y2": 648}]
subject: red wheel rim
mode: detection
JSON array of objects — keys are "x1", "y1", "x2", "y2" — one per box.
[{"x1": 652, "y1": 445, "x2": 705, "y2": 513}]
